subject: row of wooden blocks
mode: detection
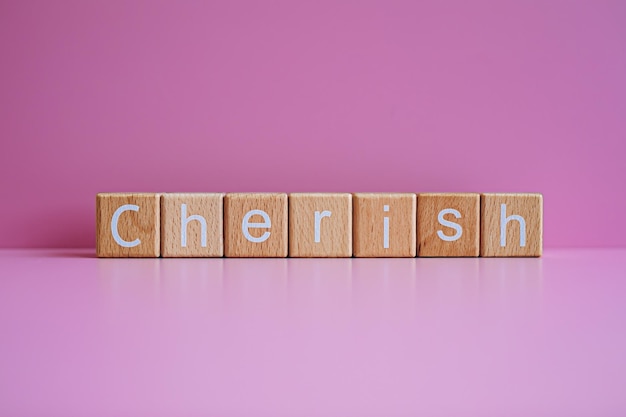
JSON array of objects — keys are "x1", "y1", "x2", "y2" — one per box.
[{"x1": 96, "y1": 193, "x2": 543, "y2": 258}]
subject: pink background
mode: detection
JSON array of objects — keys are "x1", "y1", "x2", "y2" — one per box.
[{"x1": 1, "y1": 1, "x2": 625, "y2": 248}]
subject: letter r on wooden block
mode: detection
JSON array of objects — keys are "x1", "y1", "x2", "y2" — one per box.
[
  {"x1": 96, "y1": 193, "x2": 160, "y2": 257},
  {"x1": 417, "y1": 193, "x2": 480, "y2": 257},
  {"x1": 480, "y1": 193, "x2": 543, "y2": 257},
  {"x1": 160, "y1": 193, "x2": 224, "y2": 257},
  {"x1": 289, "y1": 193, "x2": 352, "y2": 257},
  {"x1": 224, "y1": 193, "x2": 288, "y2": 257},
  {"x1": 353, "y1": 193, "x2": 416, "y2": 257}
]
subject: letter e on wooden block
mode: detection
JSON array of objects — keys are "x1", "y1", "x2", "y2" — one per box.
[
  {"x1": 161, "y1": 193, "x2": 224, "y2": 257},
  {"x1": 289, "y1": 193, "x2": 352, "y2": 257},
  {"x1": 417, "y1": 193, "x2": 480, "y2": 257},
  {"x1": 481, "y1": 193, "x2": 543, "y2": 257},
  {"x1": 96, "y1": 193, "x2": 160, "y2": 257},
  {"x1": 353, "y1": 193, "x2": 416, "y2": 257},
  {"x1": 224, "y1": 193, "x2": 288, "y2": 257}
]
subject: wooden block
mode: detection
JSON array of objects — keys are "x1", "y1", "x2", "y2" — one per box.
[
  {"x1": 96, "y1": 193, "x2": 160, "y2": 257},
  {"x1": 160, "y1": 193, "x2": 224, "y2": 257},
  {"x1": 417, "y1": 193, "x2": 480, "y2": 257},
  {"x1": 289, "y1": 193, "x2": 352, "y2": 257},
  {"x1": 224, "y1": 193, "x2": 288, "y2": 257},
  {"x1": 353, "y1": 193, "x2": 416, "y2": 257},
  {"x1": 480, "y1": 193, "x2": 543, "y2": 257}
]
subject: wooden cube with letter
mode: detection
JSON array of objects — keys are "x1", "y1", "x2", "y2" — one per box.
[
  {"x1": 224, "y1": 193, "x2": 288, "y2": 257},
  {"x1": 96, "y1": 193, "x2": 160, "y2": 257},
  {"x1": 417, "y1": 193, "x2": 480, "y2": 257},
  {"x1": 353, "y1": 193, "x2": 416, "y2": 257},
  {"x1": 289, "y1": 193, "x2": 352, "y2": 257},
  {"x1": 161, "y1": 193, "x2": 224, "y2": 257},
  {"x1": 480, "y1": 193, "x2": 543, "y2": 257}
]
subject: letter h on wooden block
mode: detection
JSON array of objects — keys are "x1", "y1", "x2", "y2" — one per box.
[
  {"x1": 417, "y1": 193, "x2": 480, "y2": 257},
  {"x1": 224, "y1": 193, "x2": 288, "y2": 257},
  {"x1": 160, "y1": 193, "x2": 224, "y2": 257},
  {"x1": 353, "y1": 193, "x2": 416, "y2": 257},
  {"x1": 96, "y1": 193, "x2": 160, "y2": 257},
  {"x1": 288, "y1": 193, "x2": 352, "y2": 257},
  {"x1": 480, "y1": 193, "x2": 543, "y2": 257}
]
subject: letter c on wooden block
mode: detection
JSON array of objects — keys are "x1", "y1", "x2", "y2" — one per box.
[
  {"x1": 111, "y1": 204, "x2": 141, "y2": 248},
  {"x1": 96, "y1": 193, "x2": 160, "y2": 258}
]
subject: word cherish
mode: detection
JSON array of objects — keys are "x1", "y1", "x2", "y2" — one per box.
[{"x1": 96, "y1": 192, "x2": 543, "y2": 258}]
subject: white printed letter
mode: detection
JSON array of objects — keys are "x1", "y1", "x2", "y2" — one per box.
[
  {"x1": 111, "y1": 204, "x2": 140, "y2": 248},
  {"x1": 437, "y1": 208, "x2": 463, "y2": 242},
  {"x1": 383, "y1": 205, "x2": 390, "y2": 249},
  {"x1": 314, "y1": 210, "x2": 332, "y2": 243},
  {"x1": 242, "y1": 209, "x2": 271, "y2": 243},
  {"x1": 500, "y1": 204, "x2": 526, "y2": 247},
  {"x1": 181, "y1": 204, "x2": 207, "y2": 248}
]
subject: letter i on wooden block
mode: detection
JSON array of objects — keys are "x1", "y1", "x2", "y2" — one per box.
[
  {"x1": 289, "y1": 193, "x2": 352, "y2": 257},
  {"x1": 417, "y1": 193, "x2": 480, "y2": 257},
  {"x1": 96, "y1": 193, "x2": 160, "y2": 257},
  {"x1": 160, "y1": 193, "x2": 224, "y2": 257},
  {"x1": 480, "y1": 193, "x2": 543, "y2": 257},
  {"x1": 353, "y1": 193, "x2": 416, "y2": 257},
  {"x1": 224, "y1": 193, "x2": 288, "y2": 257}
]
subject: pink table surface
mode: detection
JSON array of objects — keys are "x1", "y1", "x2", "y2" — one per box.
[{"x1": 1, "y1": 249, "x2": 625, "y2": 416}]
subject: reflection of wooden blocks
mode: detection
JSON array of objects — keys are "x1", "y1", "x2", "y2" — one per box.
[
  {"x1": 289, "y1": 193, "x2": 352, "y2": 257},
  {"x1": 353, "y1": 193, "x2": 416, "y2": 257},
  {"x1": 417, "y1": 193, "x2": 480, "y2": 257},
  {"x1": 160, "y1": 193, "x2": 224, "y2": 257},
  {"x1": 96, "y1": 193, "x2": 160, "y2": 257},
  {"x1": 224, "y1": 193, "x2": 288, "y2": 257},
  {"x1": 480, "y1": 193, "x2": 543, "y2": 257}
]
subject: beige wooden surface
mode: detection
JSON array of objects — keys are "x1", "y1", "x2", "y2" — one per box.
[
  {"x1": 96, "y1": 193, "x2": 160, "y2": 257},
  {"x1": 417, "y1": 193, "x2": 480, "y2": 257},
  {"x1": 160, "y1": 193, "x2": 224, "y2": 257},
  {"x1": 289, "y1": 193, "x2": 352, "y2": 257},
  {"x1": 480, "y1": 193, "x2": 543, "y2": 257},
  {"x1": 353, "y1": 193, "x2": 416, "y2": 257},
  {"x1": 224, "y1": 193, "x2": 288, "y2": 257}
]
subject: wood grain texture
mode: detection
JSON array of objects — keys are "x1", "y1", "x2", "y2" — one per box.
[
  {"x1": 96, "y1": 193, "x2": 160, "y2": 257},
  {"x1": 160, "y1": 193, "x2": 224, "y2": 257},
  {"x1": 224, "y1": 193, "x2": 288, "y2": 257},
  {"x1": 417, "y1": 193, "x2": 480, "y2": 257},
  {"x1": 480, "y1": 193, "x2": 543, "y2": 257},
  {"x1": 288, "y1": 193, "x2": 352, "y2": 257},
  {"x1": 353, "y1": 193, "x2": 416, "y2": 257}
]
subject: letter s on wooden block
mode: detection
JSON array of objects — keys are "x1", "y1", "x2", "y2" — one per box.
[
  {"x1": 96, "y1": 193, "x2": 160, "y2": 257},
  {"x1": 224, "y1": 193, "x2": 288, "y2": 257},
  {"x1": 417, "y1": 193, "x2": 480, "y2": 257},
  {"x1": 480, "y1": 193, "x2": 543, "y2": 257}
]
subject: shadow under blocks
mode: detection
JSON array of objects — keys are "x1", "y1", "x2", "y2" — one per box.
[{"x1": 95, "y1": 193, "x2": 542, "y2": 258}]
